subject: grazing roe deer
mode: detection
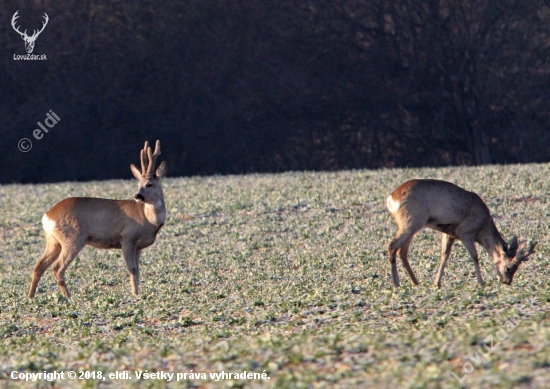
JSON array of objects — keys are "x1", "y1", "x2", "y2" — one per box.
[
  {"x1": 28, "y1": 140, "x2": 167, "y2": 299},
  {"x1": 386, "y1": 179, "x2": 536, "y2": 287}
]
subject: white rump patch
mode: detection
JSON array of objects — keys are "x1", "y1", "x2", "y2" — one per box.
[
  {"x1": 42, "y1": 214, "x2": 56, "y2": 234},
  {"x1": 386, "y1": 195, "x2": 401, "y2": 214}
]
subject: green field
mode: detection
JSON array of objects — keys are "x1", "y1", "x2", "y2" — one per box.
[{"x1": 0, "y1": 164, "x2": 549, "y2": 388}]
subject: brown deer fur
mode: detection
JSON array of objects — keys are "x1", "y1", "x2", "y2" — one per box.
[
  {"x1": 28, "y1": 140, "x2": 166, "y2": 299},
  {"x1": 386, "y1": 179, "x2": 536, "y2": 287}
]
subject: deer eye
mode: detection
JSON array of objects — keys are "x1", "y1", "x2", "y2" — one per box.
[{"x1": 146, "y1": 183, "x2": 153, "y2": 188}]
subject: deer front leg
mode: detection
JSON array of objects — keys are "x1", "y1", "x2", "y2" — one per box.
[
  {"x1": 134, "y1": 249, "x2": 141, "y2": 294},
  {"x1": 434, "y1": 233, "x2": 455, "y2": 288},
  {"x1": 122, "y1": 242, "x2": 139, "y2": 295},
  {"x1": 462, "y1": 237, "x2": 485, "y2": 287}
]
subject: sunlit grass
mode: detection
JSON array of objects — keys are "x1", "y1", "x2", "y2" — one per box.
[{"x1": 0, "y1": 164, "x2": 549, "y2": 388}]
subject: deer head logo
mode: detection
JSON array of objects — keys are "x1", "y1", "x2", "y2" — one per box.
[{"x1": 11, "y1": 11, "x2": 49, "y2": 54}]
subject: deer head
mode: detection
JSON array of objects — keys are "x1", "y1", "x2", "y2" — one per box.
[
  {"x1": 496, "y1": 237, "x2": 537, "y2": 284},
  {"x1": 12, "y1": 11, "x2": 49, "y2": 54},
  {"x1": 130, "y1": 140, "x2": 167, "y2": 206}
]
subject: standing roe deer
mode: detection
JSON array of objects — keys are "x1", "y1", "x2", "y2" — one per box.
[
  {"x1": 28, "y1": 140, "x2": 166, "y2": 299},
  {"x1": 386, "y1": 179, "x2": 536, "y2": 287}
]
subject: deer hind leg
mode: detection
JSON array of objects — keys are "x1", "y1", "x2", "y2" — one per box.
[
  {"x1": 122, "y1": 243, "x2": 140, "y2": 295},
  {"x1": 28, "y1": 236, "x2": 62, "y2": 298},
  {"x1": 388, "y1": 221, "x2": 424, "y2": 287},
  {"x1": 434, "y1": 233, "x2": 456, "y2": 288},
  {"x1": 388, "y1": 236, "x2": 404, "y2": 287},
  {"x1": 51, "y1": 239, "x2": 87, "y2": 299},
  {"x1": 397, "y1": 237, "x2": 419, "y2": 286},
  {"x1": 461, "y1": 236, "x2": 485, "y2": 287}
]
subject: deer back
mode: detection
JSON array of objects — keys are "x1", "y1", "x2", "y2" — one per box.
[
  {"x1": 387, "y1": 179, "x2": 492, "y2": 233},
  {"x1": 44, "y1": 197, "x2": 160, "y2": 249}
]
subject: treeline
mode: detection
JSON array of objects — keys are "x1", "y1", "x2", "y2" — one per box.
[{"x1": 1, "y1": 0, "x2": 550, "y2": 183}]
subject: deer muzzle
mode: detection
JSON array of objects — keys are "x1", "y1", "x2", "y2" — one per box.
[{"x1": 134, "y1": 193, "x2": 145, "y2": 202}]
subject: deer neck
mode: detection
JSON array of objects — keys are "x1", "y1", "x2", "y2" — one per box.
[
  {"x1": 478, "y1": 220, "x2": 507, "y2": 264},
  {"x1": 143, "y1": 195, "x2": 166, "y2": 227}
]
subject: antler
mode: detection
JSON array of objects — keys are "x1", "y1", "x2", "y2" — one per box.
[
  {"x1": 11, "y1": 11, "x2": 48, "y2": 41},
  {"x1": 146, "y1": 140, "x2": 161, "y2": 176},
  {"x1": 515, "y1": 241, "x2": 538, "y2": 262},
  {"x1": 138, "y1": 141, "x2": 161, "y2": 176},
  {"x1": 140, "y1": 141, "x2": 149, "y2": 175},
  {"x1": 11, "y1": 11, "x2": 27, "y2": 38},
  {"x1": 30, "y1": 13, "x2": 49, "y2": 40}
]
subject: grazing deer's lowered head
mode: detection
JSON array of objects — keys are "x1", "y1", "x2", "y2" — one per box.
[
  {"x1": 386, "y1": 179, "x2": 537, "y2": 288},
  {"x1": 11, "y1": 11, "x2": 49, "y2": 54},
  {"x1": 494, "y1": 237, "x2": 537, "y2": 285},
  {"x1": 28, "y1": 141, "x2": 167, "y2": 299}
]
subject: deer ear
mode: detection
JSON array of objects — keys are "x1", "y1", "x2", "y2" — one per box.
[
  {"x1": 156, "y1": 161, "x2": 167, "y2": 178},
  {"x1": 507, "y1": 236, "x2": 519, "y2": 257},
  {"x1": 497, "y1": 241, "x2": 507, "y2": 256},
  {"x1": 130, "y1": 164, "x2": 142, "y2": 180}
]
